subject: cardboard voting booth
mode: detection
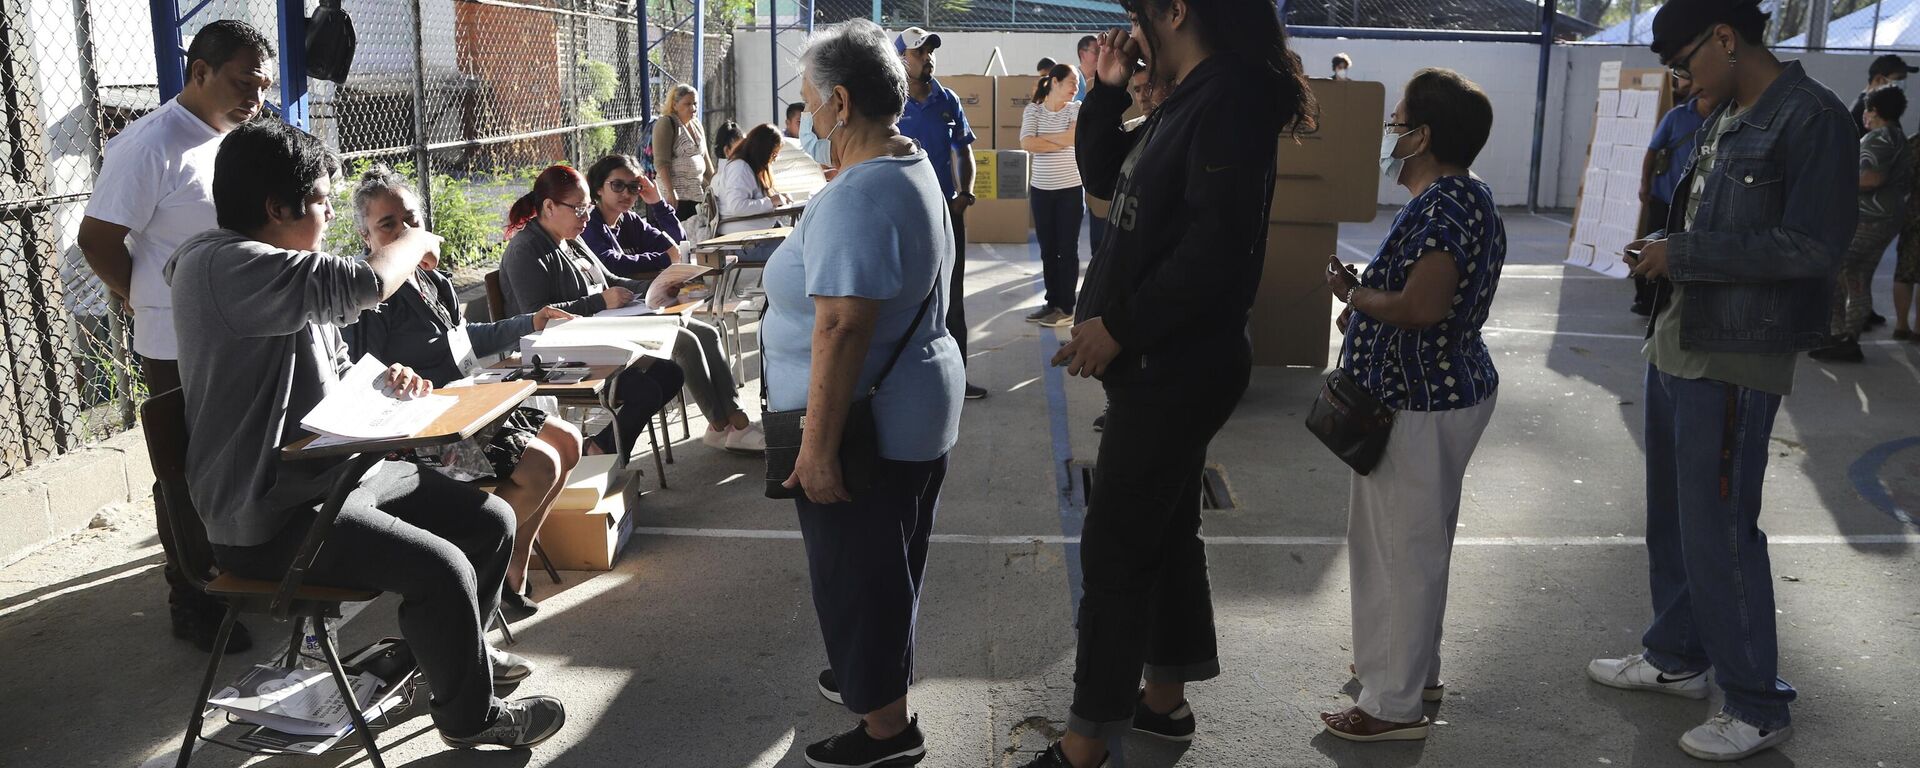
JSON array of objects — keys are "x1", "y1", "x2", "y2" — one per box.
[
  {"x1": 1566, "y1": 64, "x2": 1673, "y2": 278},
  {"x1": 1254, "y1": 78, "x2": 1385, "y2": 368}
]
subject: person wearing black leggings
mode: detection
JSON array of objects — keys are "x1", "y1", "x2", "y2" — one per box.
[
  {"x1": 1021, "y1": 62, "x2": 1086, "y2": 328},
  {"x1": 1025, "y1": 1, "x2": 1315, "y2": 765}
]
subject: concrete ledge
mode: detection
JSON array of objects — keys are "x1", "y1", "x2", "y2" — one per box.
[{"x1": 0, "y1": 429, "x2": 151, "y2": 568}]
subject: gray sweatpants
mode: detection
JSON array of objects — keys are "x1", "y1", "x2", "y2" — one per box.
[
  {"x1": 1347, "y1": 394, "x2": 1496, "y2": 723},
  {"x1": 670, "y1": 317, "x2": 742, "y2": 424}
]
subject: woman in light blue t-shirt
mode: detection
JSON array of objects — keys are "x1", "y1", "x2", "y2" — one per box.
[{"x1": 758, "y1": 19, "x2": 964, "y2": 768}]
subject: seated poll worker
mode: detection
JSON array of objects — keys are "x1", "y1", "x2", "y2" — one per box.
[
  {"x1": 580, "y1": 153, "x2": 765, "y2": 453},
  {"x1": 167, "y1": 120, "x2": 565, "y2": 749},
  {"x1": 497, "y1": 164, "x2": 686, "y2": 460},
  {"x1": 344, "y1": 165, "x2": 582, "y2": 617}
]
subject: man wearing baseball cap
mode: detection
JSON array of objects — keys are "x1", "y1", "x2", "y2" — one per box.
[
  {"x1": 894, "y1": 26, "x2": 988, "y2": 401},
  {"x1": 1585, "y1": 0, "x2": 1856, "y2": 761},
  {"x1": 1852, "y1": 53, "x2": 1917, "y2": 137}
]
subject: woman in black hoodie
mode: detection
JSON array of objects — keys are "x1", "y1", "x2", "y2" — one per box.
[{"x1": 1027, "y1": 1, "x2": 1315, "y2": 766}]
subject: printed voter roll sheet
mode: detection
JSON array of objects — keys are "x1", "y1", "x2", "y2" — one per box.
[
  {"x1": 1583, "y1": 168, "x2": 1610, "y2": 202},
  {"x1": 1566, "y1": 242, "x2": 1596, "y2": 269},
  {"x1": 1612, "y1": 145, "x2": 1644, "y2": 176},
  {"x1": 1597, "y1": 90, "x2": 1621, "y2": 121}
]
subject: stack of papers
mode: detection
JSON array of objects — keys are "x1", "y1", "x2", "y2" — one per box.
[
  {"x1": 300, "y1": 356, "x2": 456, "y2": 448},
  {"x1": 520, "y1": 315, "x2": 683, "y2": 366},
  {"x1": 210, "y1": 665, "x2": 391, "y2": 737}
]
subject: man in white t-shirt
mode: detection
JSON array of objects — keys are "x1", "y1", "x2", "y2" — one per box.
[{"x1": 78, "y1": 19, "x2": 274, "y2": 654}]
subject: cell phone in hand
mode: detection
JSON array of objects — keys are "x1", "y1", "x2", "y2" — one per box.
[{"x1": 1624, "y1": 246, "x2": 1644, "y2": 264}]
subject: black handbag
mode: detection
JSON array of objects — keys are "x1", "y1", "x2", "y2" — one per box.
[
  {"x1": 1305, "y1": 368, "x2": 1396, "y2": 476},
  {"x1": 763, "y1": 285, "x2": 937, "y2": 500}
]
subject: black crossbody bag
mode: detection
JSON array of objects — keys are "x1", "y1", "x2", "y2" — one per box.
[
  {"x1": 1305, "y1": 368, "x2": 1396, "y2": 476},
  {"x1": 763, "y1": 286, "x2": 937, "y2": 500}
]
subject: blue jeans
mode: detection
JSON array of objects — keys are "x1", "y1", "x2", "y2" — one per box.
[{"x1": 1640, "y1": 365, "x2": 1796, "y2": 729}]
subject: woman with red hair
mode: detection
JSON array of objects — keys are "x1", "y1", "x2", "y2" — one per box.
[{"x1": 497, "y1": 164, "x2": 684, "y2": 460}]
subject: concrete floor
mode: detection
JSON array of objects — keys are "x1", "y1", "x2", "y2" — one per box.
[{"x1": 3, "y1": 208, "x2": 1918, "y2": 768}]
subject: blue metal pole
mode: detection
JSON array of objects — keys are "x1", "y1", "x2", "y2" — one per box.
[
  {"x1": 871, "y1": 0, "x2": 881, "y2": 23},
  {"x1": 693, "y1": 0, "x2": 705, "y2": 117},
  {"x1": 771, "y1": 0, "x2": 780, "y2": 122},
  {"x1": 1526, "y1": 0, "x2": 1557, "y2": 212},
  {"x1": 277, "y1": 0, "x2": 310, "y2": 129},
  {"x1": 151, "y1": 0, "x2": 185, "y2": 102},
  {"x1": 807, "y1": 0, "x2": 815, "y2": 34},
  {"x1": 639, "y1": 0, "x2": 652, "y2": 125}
]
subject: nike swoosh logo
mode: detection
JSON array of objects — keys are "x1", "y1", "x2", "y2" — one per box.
[
  {"x1": 1205, "y1": 164, "x2": 1232, "y2": 173},
  {"x1": 1655, "y1": 671, "x2": 1703, "y2": 684}
]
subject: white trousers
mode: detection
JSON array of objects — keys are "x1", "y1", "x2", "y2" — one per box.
[{"x1": 1348, "y1": 393, "x2": 1496, "y2": 723}]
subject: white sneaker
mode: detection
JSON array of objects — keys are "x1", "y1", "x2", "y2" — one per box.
[
  {"x1": 724, "y1": 422, "x2": 766, "y2": 453},
  {"x1": 1679, "y1": 712, "x2": 1792, "y2": 761},
  {"x1": 701, "y1": 427, "x2": 730, "y2": 450},
  {"x1": 1586, "y1": 653, "x2": 1710, "y2": 699}
]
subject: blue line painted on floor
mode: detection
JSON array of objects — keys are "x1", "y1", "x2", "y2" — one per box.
[
  {"x1": 1040, "y1": 325, "x2": 1086, "y2": 613},
  {"x1": 1847, "y1": 437, "x2": 1920, "y2": 529}
]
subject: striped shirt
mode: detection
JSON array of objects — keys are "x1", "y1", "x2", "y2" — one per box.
[{"x1": 1021, "y1": 101, "x2": 1082, "y2": 191}]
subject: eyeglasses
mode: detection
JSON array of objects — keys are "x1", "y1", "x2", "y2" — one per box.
[
  {"x1": 1383, "y1": 121, "x2": 1413, "y2": 135},
  {"x1": 552, "y1": 199, "x2": 592, "y2": 218},
  {"x1": 1666, "y1": 32, "x2": 1712, "y2": 81},
  {"x1": 606, "y1": 180, "x2": 642, "y2": 194}
]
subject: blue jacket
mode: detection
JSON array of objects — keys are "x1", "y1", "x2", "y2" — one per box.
[{"x1": 1655, "y1": 61, "x2": 1857, "y2": 354}]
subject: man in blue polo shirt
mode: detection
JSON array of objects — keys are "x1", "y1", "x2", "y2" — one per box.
[
  {"x1": 1633, "y1": 78, "x2": 1714, "y2": 315},
  {"x1": 896, "y1": 26, "x2": 986, "y2": 400}
]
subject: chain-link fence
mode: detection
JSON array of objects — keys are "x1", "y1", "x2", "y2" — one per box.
[
  {"x1": 0, "y1": 0, "x2": 721, "y2": 479},
  {"x1": 1584, "y1": 0, "x2": 1920, "y2": 51}
]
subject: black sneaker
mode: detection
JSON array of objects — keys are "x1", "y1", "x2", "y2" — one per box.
[
  {"x1": 1016, "y1": 742, "x2": 1108, "y2": 768},
  {"x1": 171, "y1": 603, "x2": 253, "y2": 654},
  {"x1": 1132, "y1": 691, "x2": 1196, "y2": 742},
  {"x1": 1868, "y1": 311, "x2": 1888, "y2": 329},
  {"x1": 818, "y1": 668, "x2": 844, "y2": 705},
  {"x1": 964, "y1": 383, "x2": 988, "y2": 400},
  {"x1": 1808, "y1": 338, "x2": 1864, "y2": 362},
  {"x1": 1025, "y1": 306, "x2": 1055, "y2": 323},
  {"x1": 804, "y1": 715, "x2": 926, "y2": 768},
  {"x1": 1092, "y1": 412, "x2": 1106, "y2": 432},
  {"x1": 441, "y1": 695, "x2": 566, "y2": 749}
]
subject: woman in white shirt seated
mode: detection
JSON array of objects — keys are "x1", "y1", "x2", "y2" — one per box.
[{"x1": 714, "y1": 123, "x2": 794, "y2": 235}]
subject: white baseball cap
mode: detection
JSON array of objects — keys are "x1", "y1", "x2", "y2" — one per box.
[{"x1": 894, "y1": 27, "x2": 942, "y2": 55}]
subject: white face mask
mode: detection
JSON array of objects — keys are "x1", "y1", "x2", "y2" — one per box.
[
  {"x1": 808, "y1": 97, "x2": 844, "y2": 166},
  {"x1": 1379, "y1": 126, "x2": 1416, "y2": 180}
]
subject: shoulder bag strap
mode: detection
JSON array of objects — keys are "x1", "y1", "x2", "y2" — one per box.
[{"x1": 867, "y1": 282, "x2": 939, "y2": 397}]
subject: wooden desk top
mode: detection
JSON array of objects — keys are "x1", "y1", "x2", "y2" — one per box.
[
  {"x1": 692, "y1": 227, "x2": 792, "y2": 251},
  {"x1": 282, "y1": 380, "x2": 536, "y2": 459}
]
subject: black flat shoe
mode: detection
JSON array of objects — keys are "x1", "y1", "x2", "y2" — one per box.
[{"x1": 501, "y1": 588, "x2": 539, "y2": 619}]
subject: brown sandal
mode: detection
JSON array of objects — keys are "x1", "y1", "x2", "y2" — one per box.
[{"x1": 1320, "y1": 706, "x2": 1430, "y2": 742}]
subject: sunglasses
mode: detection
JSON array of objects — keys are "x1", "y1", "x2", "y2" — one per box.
[{"x1": 606, "y1": 180, "x2": 643, "y2": 195}]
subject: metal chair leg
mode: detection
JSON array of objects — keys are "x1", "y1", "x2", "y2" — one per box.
[
  {"x1": 647, "y1": 417, "x2": 668, "y2": 489},
  {"x1": 174, "y1": 604, "x2": 239, "y2": 768},
  {"x1": 283, "y1": 622, "x2": 305, "y2": 668},
  {"x1": 532, "y1": 539, "x2": 562, "y2": 585},
  {"x1": 659, "y1": 410, "x2": 675, "y2": 464},
  {"x1": 493, "y1": 607, "x2": 517, "y2": 646},
  {"x1": 315, "y1": 611, "x2": 387, "y2": 768},
  {"x1": 679, "y1": 388, "x2": 692, "y2": 442}
]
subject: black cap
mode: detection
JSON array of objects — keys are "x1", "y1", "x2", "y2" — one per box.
[
  {"x1": 1870, "y1": 54, "x2": 1919, "y2": 78},
  {"x1": 1650, "y1": 0, "x2": 1767, "y2": 61}
]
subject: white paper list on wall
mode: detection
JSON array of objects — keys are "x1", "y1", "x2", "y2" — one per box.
[{"x1": 1570, "y1": 65, "x2": 1667, "y2": 279}]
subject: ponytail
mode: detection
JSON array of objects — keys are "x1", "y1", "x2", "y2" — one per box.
[
  {"x1": 503, "y1": 164, "x2": 588, "y2": 238},
  {"x1": 1033, "y1": 63, "x2": 1076, "y2": 104}
]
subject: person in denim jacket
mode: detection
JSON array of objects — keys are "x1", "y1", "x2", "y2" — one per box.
[{"x1": 1585, "y1": 0, "x2": 1856, "y2": 762}]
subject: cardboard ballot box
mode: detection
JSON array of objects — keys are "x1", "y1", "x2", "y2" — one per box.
[
  {"x1": 1255, "y1": 78, "x2": 1385, "y2": 368},
  {"x1": 943, "y1": 74, "x2": 995, "y2": 137},
  {"x1": 972, "y1": 149, "x2": 1030, "y2": 200}
]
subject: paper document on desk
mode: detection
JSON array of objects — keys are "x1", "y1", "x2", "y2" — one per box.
[
  {"x1": 597, "y1": 301, "x2": 659, "y2": 317},
  {"x1": 520, "y1": 315, "x2": 680, "y2": 365},
  {"x1": 300, "y1": 355, "x2": 455, "y2": 445},
  {"x1": 645, "y1": 263, "x2": 718, "y2": 308}
]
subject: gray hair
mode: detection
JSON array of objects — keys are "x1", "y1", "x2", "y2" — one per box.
[
  {"x1": 798, "y1": 20, "x2": 907, "y2": 124},
  {"x1": 352, "y1": 164, "x2": 416, "y2": 236}
]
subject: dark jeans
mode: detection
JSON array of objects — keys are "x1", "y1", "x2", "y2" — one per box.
[
  {"x1": 213, "y1": 462, "x2": 514, "y2": 737},
  {"x1": 1640, "y1": 365, "x2": 1795, "y2": 730},
  {"x1": 1069, "y1": 379, "x2": 1243, "y2": 738},
  {"x1": 587, "y1": 360, "x2": 687, "y2": 456},
  {"x1": 947, "y1": 202, "x2": 969, "y2": 363},
  {"x1": 1032, "y1": 186, "x2": 1084, "y2": 314},
  {"x1": 140, "y1": 356, "x2": 220, "y2": 615},
  {"x1": 797, "y1": 455, "x2": 948, "y2": 715}
]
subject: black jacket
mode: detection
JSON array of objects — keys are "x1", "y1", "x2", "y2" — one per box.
[
  {"x1": 1074, "y1": 56, "x2": 1286, "y2": 388},
  {"x1": 346, "y1": 267, "x2": 534, "y2": 387}
]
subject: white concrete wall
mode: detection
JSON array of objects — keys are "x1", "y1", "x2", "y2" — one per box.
[{"x1": 736, "y1": 30, "x2": 1907, "y2": 210}]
